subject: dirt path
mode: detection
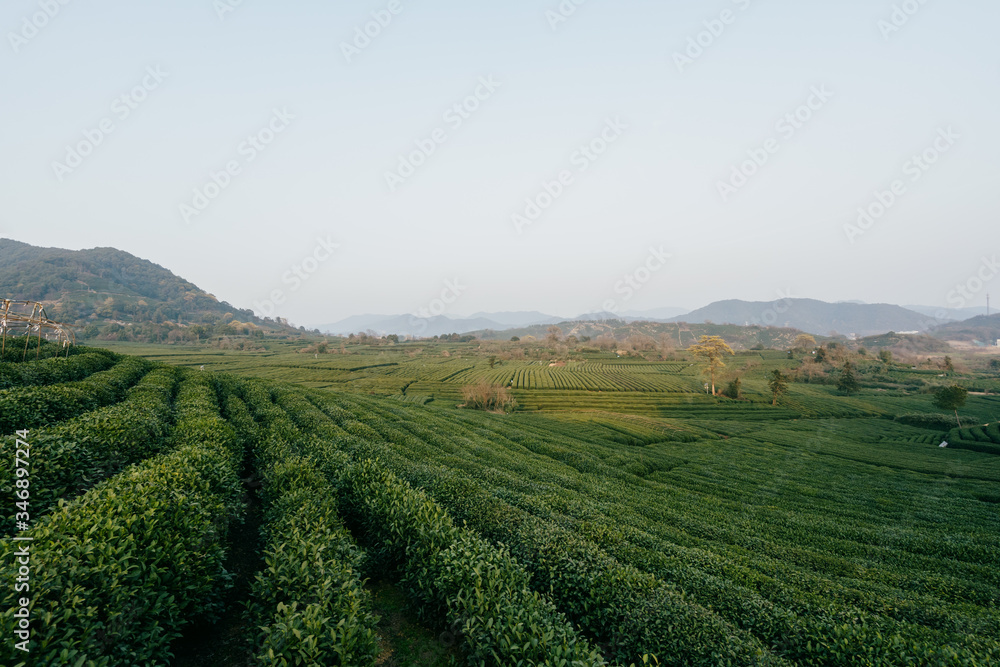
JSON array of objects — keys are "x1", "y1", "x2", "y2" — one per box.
[
  {"x1": 171, "y1": 475, "x2": 262, "y2": 666},
  {"x1": 371, "y1": 581, "x2": 459, "y2": 667}
]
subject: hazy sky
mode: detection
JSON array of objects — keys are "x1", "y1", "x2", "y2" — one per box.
[{"x1": 1, "y1": 0, "x2": 998, "y2": 326}]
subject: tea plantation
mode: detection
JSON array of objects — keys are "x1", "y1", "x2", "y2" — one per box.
[{"x1": 2, "y1": 341, "x2": 998, "y2": 666}]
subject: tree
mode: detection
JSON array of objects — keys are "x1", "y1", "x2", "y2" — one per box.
[
  {"x1": 722, "y1": 377, "x2": 742, "y2": 399},
  {"x1": 793, "y1": 334, "x2": 817, "y2": 351},
  {"x1": 768, "y1": 369, "x2": 788, "y2": 406},
  {"x1": 510, "y1": 336, "x2": 520, "y2": 342},
  {"x1": 837, "y1": 360, "x2": 860, "y2": 395},
  {"x1": 546, "y1": 326, "x2": 562, "y2": 345},
  {"x1": 943, "y1": 356, "x2": 955, "y2": 373},
  {"x1": 814, "y1": 346, "x2": 827, "y2": 364},
  {"x1": 878, "y1": 349, "x2": 893, "y2": 365},
  {"x1": 990, "y1": 358, "x2": 1000, "y2": 371},
  {"x1": 934, "y1": 385, "x2": 968, "y2": 427},
  {"x1": 460, "y1": 383, "x2": 517, "y2": 413},
  {"x1": 488, "y1": 355, "x2": 497, "y2": 369},
  {"x1": 688, "y1": 335, "x2": 734, "y2": 396}
]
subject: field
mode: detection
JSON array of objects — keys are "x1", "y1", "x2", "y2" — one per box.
[{"x1": 2, "y1": 338, "x2": 999, "y2": 666}]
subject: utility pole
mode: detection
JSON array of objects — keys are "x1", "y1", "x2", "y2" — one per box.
[{"x1": 988, "y1": 293, "x2": 991, "y2": 317}]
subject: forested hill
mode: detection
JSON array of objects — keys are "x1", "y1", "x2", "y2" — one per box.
[{"x1": 0, "y1": 238, "x2": 296, "y2": 343}]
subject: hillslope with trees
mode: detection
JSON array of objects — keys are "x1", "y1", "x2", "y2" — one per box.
[{"x1": 0, "y1": 239, "x2": 301, "y2": 344}]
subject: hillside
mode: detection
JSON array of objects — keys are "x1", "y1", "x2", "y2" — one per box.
[
  {"x1": 0, "y1": 239, "x2": 298, "y2": 343},
  {"x1": 930, "y1": 313, "x2": 1000, "y2": 344},
  {"x1": 474, "y1": 318, "x2": 810, "y2": 350},
  {"x1": 669, "y1": 298, "x2": 937, "y2": 337}
]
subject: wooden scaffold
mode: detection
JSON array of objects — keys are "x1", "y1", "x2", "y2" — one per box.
[{"x1": 1, "y1": 299, "x2": 76, "y2": 360}]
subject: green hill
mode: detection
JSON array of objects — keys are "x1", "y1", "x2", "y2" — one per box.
[{"x1": 0, "y1": 238, "x2": 299, "y2": 343}]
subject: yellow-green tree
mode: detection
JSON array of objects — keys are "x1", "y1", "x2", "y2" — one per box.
[
  {"x1": 793, "y1": 333, "x2": 817, "y2": 351},
  {"x1": 688, "y1": 335, "x2": 735, "y2": 396}
]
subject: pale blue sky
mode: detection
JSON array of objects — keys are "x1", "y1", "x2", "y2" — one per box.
[{"x1": 1, "y1": 0, "x2": 998, "y2": 326}]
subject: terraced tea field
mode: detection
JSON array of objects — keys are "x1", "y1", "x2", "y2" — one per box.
[{"x1": 2, "y1": 340, "x2": 998, "y2": 665}]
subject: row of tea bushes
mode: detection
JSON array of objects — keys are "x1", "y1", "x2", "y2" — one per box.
[
  {"x1": 266, "y1": 386, "x2": 609, "y2": 666},
  {"x1": 338, "y1": 459, "x2": 608, "y2": 667},
  {"x1": 251, "y1": 436, "x2": 378, "y2": 664},
  {"x1": 0, "y1": 369, "x2": 244, "y2": 666},
  {"x1": 317, "y1": 406, "x2": 780, "y2": 667},
  {"x1": 225, "y1": 378, "x2": 379, "y2": 665},
  {"x1": 0, "y1": 351, "x2": 117, "y2": 390},
  {"x1": 0, "y1": 356, "x2": 151, "y2": 435},
  {"x1": 0, "y1": 366, "x2": 179, "y2": 535}
]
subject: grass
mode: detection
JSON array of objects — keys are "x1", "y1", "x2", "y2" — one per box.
[{"x1": 370, "y1": 581, "x2": 459, "y2": 667}]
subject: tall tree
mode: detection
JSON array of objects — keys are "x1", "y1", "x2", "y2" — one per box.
[
  {"x1": 934, "y1": 385, "x2": 968, "y2": 427},
  {"x1": 688, "y1": 335, "x2": 734, "y2": 396},
  {"x1": 793, "y1": 334, "x2": 817, "y2": 351},
  {"x1": 768, "y1": 369, "x2": 788, "y2": 406},
  {"x1": 837, "y1": 360, "x2": 860, "y2": 395}
]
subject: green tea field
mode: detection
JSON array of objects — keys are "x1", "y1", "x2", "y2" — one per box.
[{"x1": 2, "y1": 339, "x2": 999, "y2": 666}]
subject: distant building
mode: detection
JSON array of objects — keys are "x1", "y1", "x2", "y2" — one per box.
[{"x1": 898, "y1": 331, "x2": 920, "y2": 335}]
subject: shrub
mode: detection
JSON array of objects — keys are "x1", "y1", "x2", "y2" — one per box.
[
  {"x1": 460, "y1": 383, "x2": 517, "y2": 413},
  {"x1": 894, "y1": 413, "x2": 958, "y2": 430}
]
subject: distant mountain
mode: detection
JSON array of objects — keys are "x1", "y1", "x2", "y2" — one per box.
[
  {"x1": 930, "y1": 314, "x2": 1000, "y2": 344},
  {"x1": 318, "y1": 314, "x2": 508, "y2": 338},
  {"x1": 0, "y1": 238, "x2": 295, "y2": 342},
  {"x1": 621, "y1": 306, "x2": 690, "y2": 320},
  {"x1": 467, "y1": 311, "x2": 561, "y2": 327},
  {"x1": 668, "y1": 298, "x2": 938, "y2": 337},
  {"x1": 322, "y1": 299, "x2": 944, "y2": 340},
  {"x1": 572, "y1": 310, "x2": 624, "y2": 322},
  {"x1": 904, "y1": 305, "x2": 988, "y2": 321},
  {"x1": 320, "y1": 314, "x2": 395, "y2": 333}
]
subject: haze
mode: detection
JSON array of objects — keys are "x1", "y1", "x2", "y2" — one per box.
[{"x1": 1, "y1": 0, "x2": 998, "y2": 327}]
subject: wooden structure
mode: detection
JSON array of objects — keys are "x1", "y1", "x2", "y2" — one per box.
[{"x1": 1, "y1": 299, "x2": 75, "y2": 360}]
